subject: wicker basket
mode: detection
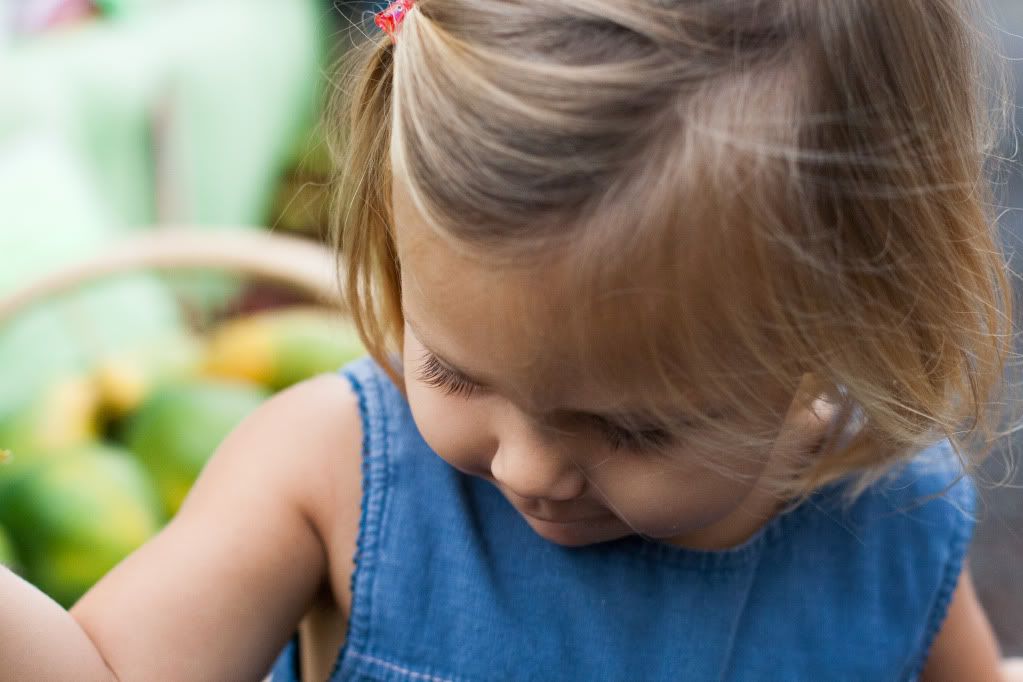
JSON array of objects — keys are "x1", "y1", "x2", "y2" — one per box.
[
  {"x1": 0, "y1": 228, "x2": 347, "y2": 682},
  {"x1": 0, "y1": 228, "x2": 343, "y2": 325}
]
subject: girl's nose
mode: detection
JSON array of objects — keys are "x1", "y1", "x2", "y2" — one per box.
[{"x1": 490, "y1": 443, "x2": 587, "y2": 502}]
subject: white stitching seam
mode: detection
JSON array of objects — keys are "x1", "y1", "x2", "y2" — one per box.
[{"x1": 349, "y1": 652, "x2": 456, "y2": 682}]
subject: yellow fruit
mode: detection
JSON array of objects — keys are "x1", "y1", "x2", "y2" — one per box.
[
  {"x1": 0, "y1": 375, "x2": 101, "y2": 488},
  {"x1": 26, "y1": 377, "x2": 99, "y2": 450},
  {"x1": 93, "y1": 361, "x2": 146, "y2": 417},
  {"x1": 204, "y1": 316, "x2": 276, "y2": 386},
  {"x1": 204, "y1": 307, "x2": 365, "y2": 390}
]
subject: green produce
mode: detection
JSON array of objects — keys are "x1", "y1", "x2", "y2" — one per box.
[
  {"x1": 93, "y1": 333, "x2": 206, "y2": 419},
  {"x1": 0, "y1": 523, "x2": 19, "y2": 573},
  {"x1": 0, "y1": 374, "x2": 101, "y2": 490},
  {"x1": 123, "y1": 380, "x2": 270, "y2": 517},
  {"x1": 0, "y1": 374, "x2": 100, "y2": 453},
  {"x1": 0, "y1": 138, "x2": 188, "y2": 422},
  {"x1": 0, "y1": 443, "x2": 162, "y2": 607},
  {"x1": 204, "y1": 307, "x2": 365, "y2": 390}
]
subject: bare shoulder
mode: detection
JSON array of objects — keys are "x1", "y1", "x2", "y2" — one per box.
[
  {"x1": 261, "y1": 372, "x2": 364, "y2": 680},
  {"x1": 919, "y1": 567, "x2": 1002, "y2": 682},
  {"x1": 246, "y1": 372, "x2": 362, "y2": 515},
  {"x1": 257, "y1": 372, "x2": 364, "y2": 608}
]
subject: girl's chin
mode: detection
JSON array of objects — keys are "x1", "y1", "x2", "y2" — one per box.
[{"x1": 522, "y1": 513, "x2": 626, "y2": 547}]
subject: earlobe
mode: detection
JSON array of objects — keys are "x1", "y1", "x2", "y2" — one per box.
[{"x1": 772, "y1": 375, "x2": 838, "y2": 462}]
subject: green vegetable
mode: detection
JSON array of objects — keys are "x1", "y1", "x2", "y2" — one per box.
[
  {"x1": 123, "y1": 380, "x2": 269, "y2": 517},
  {"x1": 1, "y1": 443, "x2": 162, "y2": 607}
]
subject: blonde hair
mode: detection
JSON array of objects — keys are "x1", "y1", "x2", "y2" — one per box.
[{"x1": 328, "y1": 0, "x2": 1017, "y2": 498}]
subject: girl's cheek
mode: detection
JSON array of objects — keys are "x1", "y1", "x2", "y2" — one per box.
[
  {"x1": 599, "y1": 455, "x2": 760, "y2": 536},
  {"x1": 403, "y1": 334, "x2": 495, "y2": 474},
  {"x1": 406, "y1": 382, "x2": 494, "y2": 475}
]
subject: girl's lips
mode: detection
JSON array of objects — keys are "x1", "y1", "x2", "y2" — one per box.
[{"x1": 524, "y1": 511, "x2": 609, "y2": 525}]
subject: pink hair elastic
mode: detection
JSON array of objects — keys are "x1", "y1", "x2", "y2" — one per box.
[{"x1": 375, "y1": 0, "x2": 415, "y2": 45}]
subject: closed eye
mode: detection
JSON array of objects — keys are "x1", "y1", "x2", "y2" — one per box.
[
  {"x1": 415, "y1": 350, "x2": 483, "y2": 399},
  {"x1": 590, "y1": 417, "x2": 676, "y2": 453},
  {"x1": 417, "y1": 348, "x2": 685, "y2": 453}
]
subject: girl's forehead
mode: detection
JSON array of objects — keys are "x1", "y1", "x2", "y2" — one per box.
[
  {"x1": 390, "y1": 174, "x2": 779, "y2": 416},
  {"x1": 396, "y1": 214, "x2": 711, "y2": 417}
]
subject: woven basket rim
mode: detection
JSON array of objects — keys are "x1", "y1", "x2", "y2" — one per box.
[{"x1": 0, "y1": 227, "x2": 344, "y2": 325}]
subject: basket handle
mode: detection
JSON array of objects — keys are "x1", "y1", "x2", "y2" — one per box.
[{"x1": 0, "y1": 228, "x2": 343, "y2": 325}]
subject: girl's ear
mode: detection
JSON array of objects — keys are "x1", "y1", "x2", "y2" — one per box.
[{"x1": 784, "y1": 373, "x2": 831, "y2": 424}]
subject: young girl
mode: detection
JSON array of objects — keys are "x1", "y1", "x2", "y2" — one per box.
[{"x1": 2, "y1": 0, "x2": 1020, "y2": 680}]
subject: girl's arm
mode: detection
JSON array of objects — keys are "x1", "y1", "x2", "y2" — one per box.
[
  {"x1": 1, "y1": 373, "x2": 361, "y2": 680},
  {"x1": 920, "y1": 567, "x2": 1004, "y2": 682}
]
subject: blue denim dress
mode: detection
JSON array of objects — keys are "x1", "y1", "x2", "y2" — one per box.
[{"x1": 271, "y1": 356, "x2": 975, "y2": 682}]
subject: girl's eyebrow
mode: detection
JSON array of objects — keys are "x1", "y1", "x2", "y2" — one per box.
[{"x1": 405, "y1": 313, "x2": 717, "y2": 431}]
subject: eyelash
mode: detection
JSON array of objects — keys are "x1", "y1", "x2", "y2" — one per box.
[
  {"x1": 415, "y1": 351, "x2": 676, "y2": 452},
  {"x1": 595, "y1": 421, "x2": 675, "y2": 452},
  {"x1": 416, "y1": 351, "x2": 481, "y2": 399}
]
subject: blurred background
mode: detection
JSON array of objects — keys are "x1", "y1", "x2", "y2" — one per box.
[
  {"x1": 0, "y1": 0, "x2": 1019, "y2": 661},
  {"x1": 972, "y1": 0, "x2": 1023, "y2": 658},
  {"x1": 0, "y1": 0, "x2": 369, "y2": 613}
]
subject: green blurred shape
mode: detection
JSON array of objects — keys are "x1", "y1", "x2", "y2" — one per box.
[
  {"x1": 94, "y1": 0, "x2": 165, "y2": 17},
  {"x1": 0, "y1": 0, "x2": 326, "y2": 227},
  {"x1": 93, "y1": 331, "x2": 208, "y2": 420},
  {"x1": 0, "y1": 373, "x2": 101, "y2": 497},
  {"x1": 205, "y1": 308, "x2": 367, "y2": 390},
  {"x1": 0, "y1": 523, "x2": 20, "y2": 574},
  {"x1": 0, "y1": 133, "x2": 186, "y2": 446},
  {"x1": 0, "y1": 0, "x2": 327, "y2": 311},
  {"x1": 123, "y1": 379, "x2": 270, "y2": 517},
  {"x1": 0, "y1": 442, "x2": 163, "y2": 607}
]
